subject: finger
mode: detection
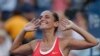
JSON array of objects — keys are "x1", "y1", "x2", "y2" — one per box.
[
  {"x1": 34, "y1": 19, "x2": 41, "y2": 25},
  {"x1": 62, "y1": 18, "x2": 69, "y2": 22},
  {"x1": 34, "y1": 19, "x2": 39, "y2": 24},
  {"x1": 61, "y1": 18, "x2": 68, "y2": 22},
  {"x1": 61, "y1": 19, "x2": 69, "y2": 25},
  {"x1": 59, "y1": 26, "x2": 66, "y2": 31},
  {"x1": 60, "y1": 24, "x2": 68, "y2": 31},
  {"x1": 34, "y1": 19, "x2": 41, "y2": 23},
  {"x1": 59, "y1": 20, "x2": 64, "y2": 25},
  {"x1": 35, "y1": 24, "x2": 40, "y2": 28},
  {"x1": 61, "y1": 20, "x2": 69, "y2": 25},
  {"x1": 60, "y1": 22, "x2": 66, "y2": 27},
  {"x1": 59, "y1": 22, "x2": 66, "y2": 30},
  {"x1": 61, "y1": 21, "x2": 70, "y2": 29},
  {"x1": 31, "y1": 18, "x2": 36, "y2": 23}
]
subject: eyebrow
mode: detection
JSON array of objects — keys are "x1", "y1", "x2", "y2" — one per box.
[{"x1": 45, "y1": 14, "x2": 50, "y2": 16}]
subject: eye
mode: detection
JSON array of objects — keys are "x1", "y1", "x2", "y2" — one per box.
[
  {"x1": 45, "y1": 15, "x2": 50, "y2": 19},
  {"x1": 45, "y1": 16, "x2": 49, "y2": 19}
]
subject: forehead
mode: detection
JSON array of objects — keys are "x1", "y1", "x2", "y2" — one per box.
[{"x1": 40, "y1": 11, "x2": 53, "y2": 16}]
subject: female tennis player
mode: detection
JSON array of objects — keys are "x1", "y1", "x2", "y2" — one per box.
[{"x1": 10, "y1": 10, "x2": 98, "y2": 56}]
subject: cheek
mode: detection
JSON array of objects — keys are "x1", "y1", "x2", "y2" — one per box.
[{"x1": 48, "y1": 21, "x2": 55, "y2": 27}]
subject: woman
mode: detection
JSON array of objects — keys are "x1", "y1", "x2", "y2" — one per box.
[
  {"x1": 0, "y1": 21, "x2": 12, "y2": 56},
  {"x1": 0, "y1": 29, "x2": 12, "y2": 56},
  {"x1": 10, "y1": 10, "x2": 98, "y2": 56}
]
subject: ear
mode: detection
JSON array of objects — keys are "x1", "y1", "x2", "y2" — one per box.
[{"x1": 54, "y1": 21, "x2": 59, "y2": 27}]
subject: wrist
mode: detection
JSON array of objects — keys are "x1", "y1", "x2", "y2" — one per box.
[
  {"x1": 21, "y1": 29, "x2": 27, "y2": 35},
  {"x1": 23, "y1": 29, "x2": 27, "y2": 32},
  {"x1": 72, "y1": 25, "x2": 80, "y2": 31}
]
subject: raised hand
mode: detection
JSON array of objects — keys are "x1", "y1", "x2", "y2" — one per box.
[
  {"x1": 58, "y1": 18, "x2": 77, "y2": 31},
  {"x1": 24, "y1": 18, "x2": 41, "y2": 32}
]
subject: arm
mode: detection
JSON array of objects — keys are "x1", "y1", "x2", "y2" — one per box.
[
  {"x1": 68, "y1": 25, "x2": 98, "y2": 50},
  {"x1": 10, "y1": 30, "x2": 35, "y2": 55},
  {"x1": 59, "y1": 19, "x2": 99, "y2": 50},
  {"x1": 10, "y1": 19, "x2": 41, "y2": 55}
]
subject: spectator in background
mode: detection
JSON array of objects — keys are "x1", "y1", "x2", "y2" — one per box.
[
  {"x1": 17, "y1": 0, "x2": 36, "y2": 14},
  {"x1": 85, "y1": 0, "x2": 100, "y2": 38},
  {"x1": 56, "y1": 9, "x2": 87, "y2": 40},
  {"x1": 70, "y1": 0, "x2": 88, "y2": 10},
  {"x1": 53, "y1": 0, "x2": 71, "y2": 12},
  {"x1": 21, "y1": 4, "x2": 36, "y2": 21},
  {"x1": 74, "y1": 10, "x2": 87, "y2": 30},
  {"x1": 0, "y1": 0, "x2": 17, "y2": 21},
  {"x1": 0, "y1": 11, "x2": 2, "y2": 21},
  {"x1": 0, "y1": 20, "x2": 12, "y2": 56},
  {"x1": 36, "y1": 0, "x2": 52, "y2": 14},
  {"x1": 18, "y1": 0, "x2": 36, "y2": 6},
  {"x1": 65, "y1": 9, "x2": 87, "y2": 30},
  {"x1": 5, "y1": 9, "x2": 35, "y2": 43},
  {"x1": 52, "y1": 0, "x2": 72, "y2": 19},
  {"x1": 65, "y1": 9, "x2": 89, "y2": 56}
]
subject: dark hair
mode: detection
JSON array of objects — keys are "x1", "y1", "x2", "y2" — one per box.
[
  {"x1": 64, "y1": 9, "x2": 78, "y2": 20},
  {"x1": 64, "y1": 9, "x2": 88, "y2": 21},
  {"x1": 52, "y1": 12, "x2": 59, "y2": 33},
  {"x1": 12, "y1": 9, "x2": 22, "y2": 15}
]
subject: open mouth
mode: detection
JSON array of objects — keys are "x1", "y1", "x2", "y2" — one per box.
[{"x1": 40, "y1": 21, "x2": 48, "y2": 25}]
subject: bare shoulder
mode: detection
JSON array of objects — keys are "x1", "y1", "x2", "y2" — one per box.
[{"x1": 28, "y1": 39, "x2": 42, "y2": 50}]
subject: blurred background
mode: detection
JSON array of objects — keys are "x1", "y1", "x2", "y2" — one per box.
[{"x1": 0, "y1": 0, "x2": 100, "y2": 56}]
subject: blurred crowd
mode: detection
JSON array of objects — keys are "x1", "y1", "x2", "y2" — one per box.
[{"x1": 0, "y1": 0, "x2": 100, "y2": 56}]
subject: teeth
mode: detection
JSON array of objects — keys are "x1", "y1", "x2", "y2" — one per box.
[
  {"x1": 41, "y1": 22, "x2": 48, "y2": 24},
  {"x1": 40, "y1": 20, "x2": 48, "y2": 25},
  {"x1": 41, "y1": 23, "x2": 46, "y2": 25}
]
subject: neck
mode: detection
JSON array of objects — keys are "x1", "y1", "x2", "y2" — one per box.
[{"x1": 42, "y1": 28, "x2": 56, "y2": 43}]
